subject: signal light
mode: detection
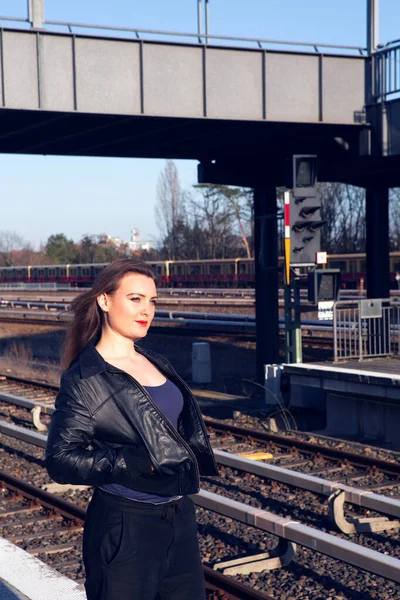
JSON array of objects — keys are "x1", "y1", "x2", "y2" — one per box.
[
  {"x1": 308, "y1": 269, "x2": 341, "y2": 303},
  {"x1": 285, "y1": 155, "x2": 326, "y2": 266}
]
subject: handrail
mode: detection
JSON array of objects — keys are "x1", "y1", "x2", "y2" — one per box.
[
  {"x1": 0, "y1": 16, "x2": 27, "y2": 24},
  {"x1": 0, "y1": 13, "x2": 367, "y2": 56},
  {"x1": 372, "y1": 42, "x2": 400, "y2": 100},
  {"x1": 44, "y1": 21, "x2": 367, "y2": 54}
]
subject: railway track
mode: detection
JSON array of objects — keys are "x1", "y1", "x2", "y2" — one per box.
[
  {"x1": 0, "y1": 306, "x2": 334, "y2": 349},
  {"x1": 0, "y1": 470, "x2": 273, "y2": 600},
  {"x1": 1, "y1": 375, "x2": 400, "y2": 598},
  {"x1": 1, "y1": 374, "x2": 399, "y2": 481}
]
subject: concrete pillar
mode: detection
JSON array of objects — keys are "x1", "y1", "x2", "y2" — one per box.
[
  {"x1": 254, "y1": 187, "x2": 280, "y2": 383},
  {"x1": 366, "y1": 185, "x2": 389, "y2": 298},
  {"x1": 28, "y1": 0, "x2": 45, "y2": 29}
]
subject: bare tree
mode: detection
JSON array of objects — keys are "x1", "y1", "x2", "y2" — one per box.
[
  {"x1": 0, "y1": 231, "x2": 28, "y2": 266},
  {"x1": 217, "y1": 186, "x2": 253, "y2": 258},
  {"x1": 389, "y1": 188, "x2": 400, "y2": 251},
  {"x1": 190, "y1": 185, "x2": 238, "y2": 258},
  {"x1": 319, "y1": 183, "x2": 365, "y2": 253},
  {"x1": 155, "y1": 161, "x2": 186, "y2": 260}
]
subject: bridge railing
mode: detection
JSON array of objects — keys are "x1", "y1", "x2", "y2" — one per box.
[
  {"x1": 372, "y1": 43, "x2": 400, "y2": 100},
  {"x1": 0, "y1": 1, "x2": 367, "y2": 56}
]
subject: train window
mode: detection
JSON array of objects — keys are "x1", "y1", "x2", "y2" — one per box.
[
  {"x1": 70, "y1": 267, "x2": 77, "y2": 276},
  {"x1": 49, "y1": 269, "x2": 56, "y2": 277},
  {"x1": 238, "y1": 263, "x2": 247, "y2": 274},
  {"x1": 189, "y1": 265, "x2": 201, "y2": 275},
  {"x1": 210, "y1": 264, "x2": 221, "y2": 275},
  {"x1": 348, "y1": 261, "x2": 357, "y2": 273},
  {"x1": 59, "y1": 268, "x2": 66, "y2": 277},
  {"x1": 224, "y1": 263, "x2": 235, "y2": 275},
  {"x1": 38, "y1": 269, "x2": 45, "y2": 277},
  {"x1": 360, "y1": 260, "x2": 366, "y2": 272},
  {"x1": 328, "y1": 261, "x2": 346, "y2": 272},
  {"x1": 82, "y1": 268, "x2": 90, "y2": 277}
]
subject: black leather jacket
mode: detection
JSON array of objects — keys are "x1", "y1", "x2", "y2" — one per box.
[{"x1": 45, "y1": 342, "x2": 219, "y2": 497}]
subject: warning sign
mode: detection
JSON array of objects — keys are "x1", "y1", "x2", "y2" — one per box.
[{"x1": 318, "y1": 301, "x2": 334, "y2": 320}]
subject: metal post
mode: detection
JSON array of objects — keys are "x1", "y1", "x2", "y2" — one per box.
[
  {"x1": 284, "y1": 282, "x2": 293, "y2": 363},
  {"x1": 28, "y1": 0, "x2": 45, "y2": 29},
  {"x1": 333, "y1": 302, "x2": 338, "y2": 361},
  {"x1": 197, "y1": 0, "x2": 203, "y2": 43},
  {"x1": 254, "y1": 187, "x2": 280, "y2": 382},
  {"x1": 367, "y1": 0, "x2": 379, "y2": 55},
  {"x1": 358, "y1": 301, "x2": 363, "y2": 359},
  {"x1": 205, "y1": 0, "x2": 209, "y2": 42},
  {"x1": 366, "y1": 185, "x2": 389, "y2": 298},
  {"x1": 293, "y1": 280, "x2": 303, "y2": 363}
]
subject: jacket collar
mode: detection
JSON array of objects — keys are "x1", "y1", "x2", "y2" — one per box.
[
  {"x1": 79, "y1": 341, "x2": 109, "y2": 379},
  {"x1": 78, "y1": 340, "x2": 171, "y2": 379}
]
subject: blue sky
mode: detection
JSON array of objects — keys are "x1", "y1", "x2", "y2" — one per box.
[{"x1": 0, "y1": 0, "x2": 399, "y2": 249}]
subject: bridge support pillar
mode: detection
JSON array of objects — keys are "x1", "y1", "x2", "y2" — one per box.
[
  {"x1": 254, "y1": 187, "x2": 280, "y2": 383},
  {"x1": 366, "y1": 185, "x2": 389, "y2": 298}
]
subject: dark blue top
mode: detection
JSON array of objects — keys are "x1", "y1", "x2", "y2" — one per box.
[{"x1": 101, "y1": 378, "x2": 184, "y2": 503}]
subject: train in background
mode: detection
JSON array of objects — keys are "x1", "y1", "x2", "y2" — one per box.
[{"x1": 0, "y1": 253, "x2": 399, "y2": 288}]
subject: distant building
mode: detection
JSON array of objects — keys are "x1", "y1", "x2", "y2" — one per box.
[{"x1": 102, "y1": 229, "x2": 154, "y2": 255}]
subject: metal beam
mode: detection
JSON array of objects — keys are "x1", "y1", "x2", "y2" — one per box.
[
  {"x1": 28, "y1": 0, "x2": 45, "y2": 29},
  {"x1": 366, "y1": 185, "x2": 389, "y2": 298}
]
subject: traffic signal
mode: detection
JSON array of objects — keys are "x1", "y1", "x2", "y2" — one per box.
[
  {"x1": 285, "y1": 156, "x2": 326, "y2": 265},
  {"x1": 308, "y1": 269, "x2": 341, "y2": 303}
]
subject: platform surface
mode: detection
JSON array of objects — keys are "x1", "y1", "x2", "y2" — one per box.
[
  {"x1": 316, "y1": 357, "x2": 400, "y2": 376},
  {"x1": 0, "y1": 537, "x2": 85, "y2": 600}
]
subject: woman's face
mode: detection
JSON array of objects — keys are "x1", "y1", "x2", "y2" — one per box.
[{"x1": 98, "y1": 273, "x2": 157, "y2": 341}]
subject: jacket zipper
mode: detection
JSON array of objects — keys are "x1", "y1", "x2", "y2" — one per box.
[{"x1": 124, "y1": 373, "x2": 201, "y2": 487}]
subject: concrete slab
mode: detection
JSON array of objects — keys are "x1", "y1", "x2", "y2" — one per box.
[
  {"x1": 0, "y1": 538, "x2": 85, "y2": 600},
  {"x1": 284, "y1": 361, "x2": 400, "y2": 446}
]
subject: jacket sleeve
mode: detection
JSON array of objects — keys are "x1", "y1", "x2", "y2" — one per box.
[{"x1": 45, "y1": 376, "x2": 153, "y2": 487}]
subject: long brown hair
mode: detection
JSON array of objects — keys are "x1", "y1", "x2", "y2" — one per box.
[{"x1": 62, "y1": 258, "x2": 155, "y2": 369}]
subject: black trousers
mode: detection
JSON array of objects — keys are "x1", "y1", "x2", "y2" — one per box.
[{"x1": 83, "y1": 488, "x2": 206, "y2": 600}]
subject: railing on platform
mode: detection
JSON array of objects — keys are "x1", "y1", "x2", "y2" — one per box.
[
  {"x1": 333, "y1": 298, "x2": 400, "y2": 361},
  {"x1": 373, "y1": 43, "x2": 400, "y2": 100}
]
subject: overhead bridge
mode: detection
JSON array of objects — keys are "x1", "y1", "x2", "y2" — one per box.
[{"x1": 0, "y1": 24, "x2": 367, "y2": 177}]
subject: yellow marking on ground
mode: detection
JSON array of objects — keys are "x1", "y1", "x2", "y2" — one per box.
[{"x1": 237, "y1": 451, "x2": 273, "y2": 461}]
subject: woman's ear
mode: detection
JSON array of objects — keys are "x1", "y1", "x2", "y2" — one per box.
[{"x1": 97, "y1": 293, "x2": 109, "y2": 313}]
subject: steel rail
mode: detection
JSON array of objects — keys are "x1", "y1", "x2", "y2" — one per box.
[
  {"x1": 1, "y1": 418, "x2": 399, "y2": 522},
  {"x1": 6, "y1": 373, "x2": 400, "y2": 475},
  {"x1": 0, "y1": 469, "x2": 274, "y2": 600},
  {"x1": 214, "y1": 450, "x2": 400, "y2": 521},
  {"x1": 204, "y1": 418, "x2": 400, "y2": 477}
]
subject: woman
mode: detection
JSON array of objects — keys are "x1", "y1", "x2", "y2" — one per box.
[{"x1": 45, "y1": 258, "x2": 219, "y2": 600}]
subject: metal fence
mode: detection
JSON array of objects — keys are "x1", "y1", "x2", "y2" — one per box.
[
  {"x1": 333, "y1": 298, "x2": 400, "y2": 361},
  {"x1": 373, "y1": 43, "x2": 400, "y2": 100}
]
